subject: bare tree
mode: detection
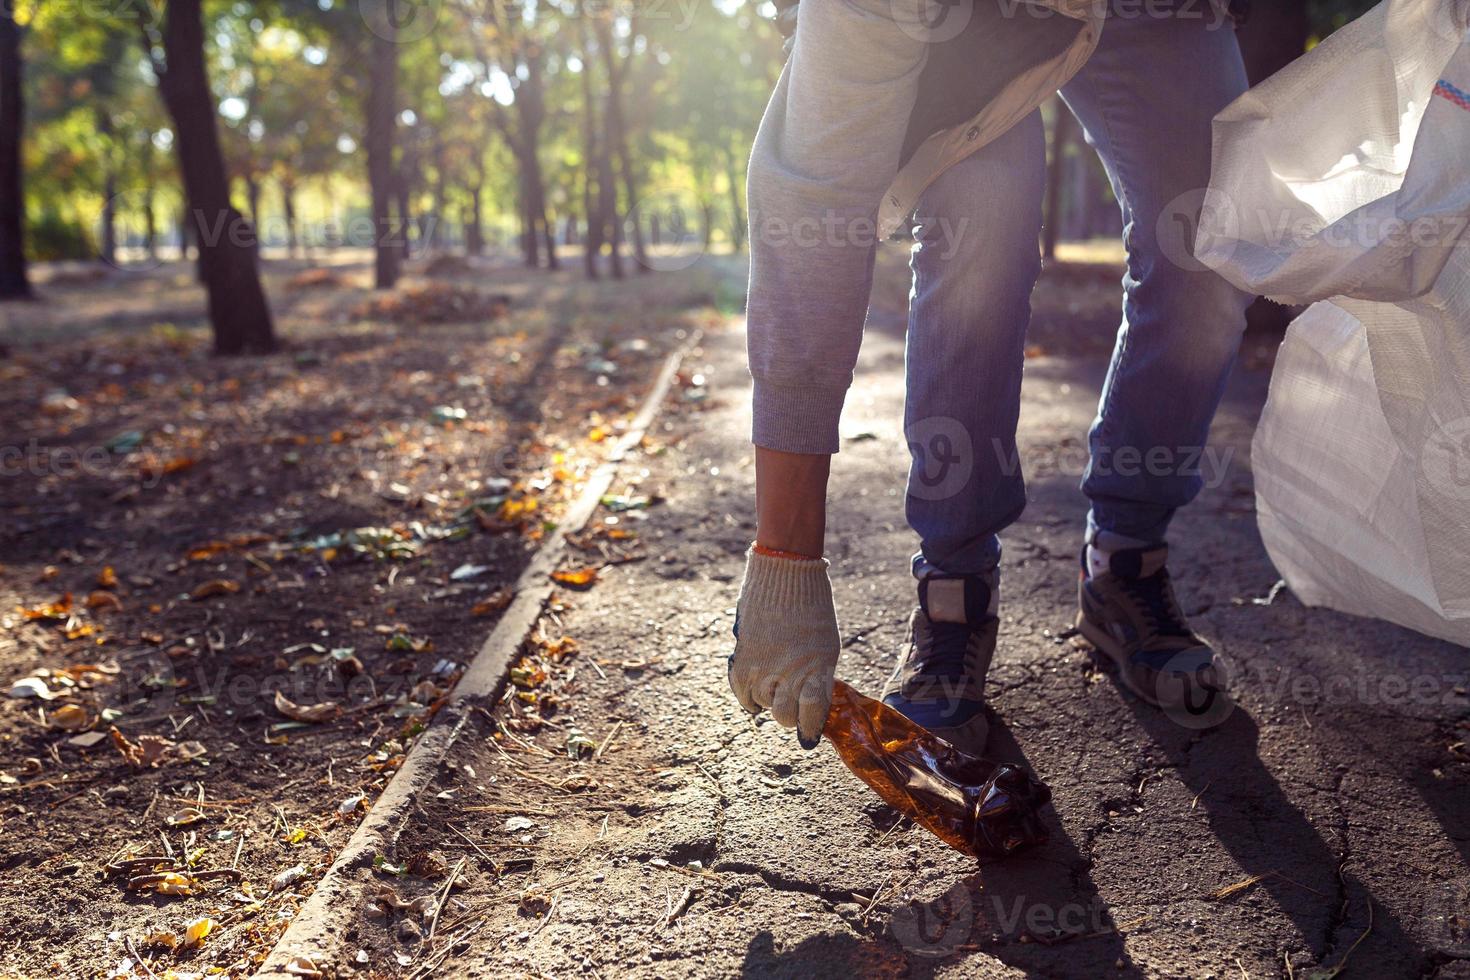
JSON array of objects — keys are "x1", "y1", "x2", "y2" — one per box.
[
  {"x1": 0, "y1": 4, "x2": 32, "y2": 299},
  {"x1": 363, "y1": 0, "x2": 403, "y2": 288},
  {"x1": 143, "y1": 0, "x2": 277, "y2": 354}
]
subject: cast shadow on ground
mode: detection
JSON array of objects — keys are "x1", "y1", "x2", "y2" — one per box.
[
  {"x1": 738, "y1": 711, "x2": 1143, "y2": 979},
  {"x1": 945, "y1": 714, "x2": 1144, "y2": 978},
  {"x1": 1116, "y1": 679, "x2": 1424, "y2": 970},
  {"x1": 739, "y1": 930, "x2": 910, "y2": 979}
]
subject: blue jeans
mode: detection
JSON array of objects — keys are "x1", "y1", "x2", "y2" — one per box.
[{"x1": 906, "y1": 13, "x2": 1253, "y2": 576}]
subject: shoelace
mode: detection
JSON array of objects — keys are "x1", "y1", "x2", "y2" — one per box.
[
  {"x1": 1117, "y1": 570, "x2": 1195, "y2": 639},
  {"x1": 915, "y1": 618, "x2": 984, "y2": 678}
]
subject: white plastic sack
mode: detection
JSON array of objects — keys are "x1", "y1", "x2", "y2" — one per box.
[{"x1": 1196, "y1": 0, "x2": 1470, "y2": 644}]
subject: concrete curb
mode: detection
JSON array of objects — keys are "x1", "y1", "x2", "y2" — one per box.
[{"x1": 253, "y1": 332, "x2": 701, "y2": 978}]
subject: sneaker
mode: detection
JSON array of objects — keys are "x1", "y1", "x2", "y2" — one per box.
[
  {"x1": 1075, "y1": 542, "x2": 1229, "y2": 714},
  {"x1": 882, "y1": 572, "x2": 997, "y2": 750}
]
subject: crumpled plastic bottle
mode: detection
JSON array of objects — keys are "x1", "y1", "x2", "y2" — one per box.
[{"x1": 823, "y1": 680, "x2": 1053, "y2": 860}]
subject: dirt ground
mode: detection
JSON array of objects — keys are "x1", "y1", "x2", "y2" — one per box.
[
  {"x1": 0, "y1": 253, "x2": 724, "y2": 977},
  {"x1": 336, "y1": 252, "x2": 1468, "y2": 979},
  {"x1": 4, "y1": 246, "x2": 1469, "y2": 979}
]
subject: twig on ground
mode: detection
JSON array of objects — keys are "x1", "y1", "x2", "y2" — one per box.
[
  {"x1": 1191, "y1": 781, "x2": 1213, "y2": 809},
  {"x1": 426, "y1": 857, "x2": 466, "y2": 948},
  {"x1": 448, "y1": 824, "x2": 492, "y2": 862},
  {"x1": 657, "y1": 885, "x2": 696, "y2": 931},
  {"x1": 125, "y1": 936, "x2": 161, "y2": 980},
  {"x1": 594, "y1": 720, "x2": 624, "y2": 760}
]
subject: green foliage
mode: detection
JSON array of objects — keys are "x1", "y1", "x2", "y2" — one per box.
[
  {"x1": 11, "y1": 0, "x2": 1390, "y2": 267},
  {"x1": 27, "y1": 206, "x2": 96, "y2": 262}
]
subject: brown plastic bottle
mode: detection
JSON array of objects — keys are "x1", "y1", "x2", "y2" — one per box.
[{"x1": 823, "y1": 680, "x2": 1053, "y2": 860}]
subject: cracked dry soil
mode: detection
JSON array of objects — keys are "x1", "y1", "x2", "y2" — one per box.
[{"x1": 357, "y1": 275, "x2": 1470, "y2": 979}]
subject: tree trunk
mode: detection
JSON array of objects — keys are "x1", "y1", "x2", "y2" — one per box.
[
  {"x1": 395, "y1": 168, "x2": 413, "y2": 259},
  {"x1": 529, "y1": 149, "x2": 557, "y2": 270},
  {"x1": 281, "y1": 179, "x2": 298, "y2": 258},
  {"x1": 143, "y1": 184, "x2": 157, "y2": 259},
  {"x1": 596, "y1": 26, "x2": 647, "y2": 273},
  {"x1": 598, "y1": 136, "x2": 623, "y2": 278},
  {"x1": 364, "y1": 9, "x2": 400, "y2": 289},
  {"x1": 466, "y1": 184, "x2": 484, "y2": 256},
  {"x1": 155, "y1": 0, "x2": 276, "y2": 354},
  {"x1": 177, "y1": 208, "x2": 194, "y2": 262},
  {"x1": 723, "y1": 144, "x2": 745, "y2": 253},
  {"x1": 100, "y1": 170, "x2": 119, "y2": 266},
  {"x1": 0, "y1": 6, "x2": 32, "y2": 299},
  {"x1": 518, "y1": 166, "x2": 537, "y2": 266},
  {"x1": 429, "y1": 135, "x2": 446, "y2": 251},
  {"x1": 1042, "y1": 103, "x2": 1073, "y2": 260},
  {"x1": 577, "y1": 24, "x2": 603, "y2": 280}
]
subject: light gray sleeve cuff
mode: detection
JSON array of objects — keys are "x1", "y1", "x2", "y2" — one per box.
[{"x1": 751, "y1": 378, "x2": 849, "y2": 455}]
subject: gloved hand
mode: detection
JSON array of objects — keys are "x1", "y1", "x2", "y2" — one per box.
[{"x1": 728, "y1": 548, "x2": 840, "y2": 748}]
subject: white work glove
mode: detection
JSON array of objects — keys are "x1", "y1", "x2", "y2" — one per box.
[{"x1": 728, "y1": 548, "x2": 840, "y2": 749}]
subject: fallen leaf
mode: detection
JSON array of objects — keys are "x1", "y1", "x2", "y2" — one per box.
[
  {"x1": 504, "y1": 816, "x2": 535, "y2": 833},
  {"x1": 20, "y1": 594, "x2": 73, "y2": 621},
  {"x1": 272, "y1": 864, "x2": 308, "y2": 892},
  {"x1": 143, "y1": 931, "x2": 179, "y2": 951},
  {"x1": 184, "y1": 917, "x2": 217, "y2": 947},
  {"x1": 497, "y1": 497, "x2": 538, "y2": 523},
  {"x1": 110, "y1": 726, "x2": 175, "y2": 769},
  {"x1": 165, "y1": 808, "x2": 207, "y2": 827},
  {"x1": 273, "y1": 691, "x2": 341, "y2": 724},
  {"x1": 86, "y1": 590, "x2": 123, "y2": 612},
  {"x1": 471, "y1": 587, "x2": 515, "y2": 617},
  {"x1": 565, "y1": 727, "x2": 597, "y2": 759},
  {"x1": 128, "y1": 871, "x2": 197, "y2": 895},
  {"x1": 140, "y1": 455, "x2": 199, "y2": 480},
  {"x1": 49, "y1": 704, "x2": 91, "y2": 731},
  {"x1": 190, "y1": 579, "x2": 241, "y2": 601},
  {"x1": 550, "y1": 567, "x2": 599, "y2": 588},
  {"x1": 67, "y1": 731, "x2": 109, "y2": 749},
  {"x1": 8, "y1": 677, "x2": 56, "y2": 700},
  {"x1": 385, "y1": 633, "x2": 432, "y2": 654},
  {"x1": 406, "y1": 851, "x2": 447, "y2": 879},
  {"x1": 519, "y1": 890, "x2": 553, "y2": 916},
  {"x1": 176, "y1": 740, "x2": 208, "y2": 761},
  {"x1": 510, "y1": 664, "x2": 547, "y2": 689},
  {"x1": 599, "y1": 493, "x2": 659, "y2": 512},
  {"x1": 283, "y1": 955, "x2": 324, "y2": 978},
  {"x1": 105, "y1": 430, "x2": 144, "y2": 454},
  {"x1": 97, "y1": 566, "x2": 119, "y2": 589}
]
